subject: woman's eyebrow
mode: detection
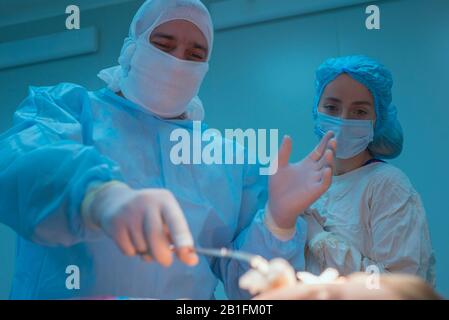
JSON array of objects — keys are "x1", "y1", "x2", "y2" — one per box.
[
  {"x1": 324, "y1": 97, "x2": 342, "y2": 103},
  {"x1": 352, "y1": 100, "x2": 373, "y2": 106}
]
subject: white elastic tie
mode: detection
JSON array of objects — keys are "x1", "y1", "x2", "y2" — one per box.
[{"x1": 97, "y1": 66, "x2": 122, "y2": 92}]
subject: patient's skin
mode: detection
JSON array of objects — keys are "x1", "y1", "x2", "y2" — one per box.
[{"x1": 254, "y1": 273, "x2": 442, "y2": 300}]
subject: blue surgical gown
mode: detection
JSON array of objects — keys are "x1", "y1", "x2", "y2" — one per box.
[{"x1": 0, "y1": 83, "x2": 306, "y2": 299}]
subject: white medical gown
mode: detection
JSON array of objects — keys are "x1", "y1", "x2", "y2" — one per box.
[
  {"x1": 305, "y1": 162, "x2": 435, "y2": 285},
  {"x1": 0, "y1": 83, "x2": 306, "y2": 299}
]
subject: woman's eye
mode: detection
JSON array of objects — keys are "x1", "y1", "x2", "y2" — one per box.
[
  {"x1": 324, "y1": 105, "x2": 338, "y2": 112},
  {"x1": 356, "y1": 109, "x2": 368, "y2": 115}
]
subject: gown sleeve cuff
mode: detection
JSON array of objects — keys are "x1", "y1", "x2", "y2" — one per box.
[
  {"x1": 81, "y1": 180, "x2": 126, "y2": 230},
  {"x1": 263, "y1": 204, "x2": 297, "y2": 241},
  {"x1": 235, "y1": 208, "x2": 307, "y2": 268}
]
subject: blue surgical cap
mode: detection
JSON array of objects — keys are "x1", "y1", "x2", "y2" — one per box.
[{"x1": 313, "y1": 55, "x2": 403, "y2": 159}]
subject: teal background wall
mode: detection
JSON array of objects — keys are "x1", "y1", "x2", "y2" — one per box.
[{"x1": 1, "y1": 0, "x2": 448, "y2": 299}]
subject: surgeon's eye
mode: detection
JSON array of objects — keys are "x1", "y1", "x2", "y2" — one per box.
[
  {"x1": 151, "y1": 41, "x2": 172, "y2": 52},
  {"x1": 187, "y1": 49, "x2": 207, "y2": 62},
  {"x1": 189, "y1": 53, "x2": 205, "y2": 62}
]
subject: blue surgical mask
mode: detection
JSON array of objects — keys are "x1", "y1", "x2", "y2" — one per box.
[{"x1": 314, "y1": 112, "x2": 374, "y2": 159}]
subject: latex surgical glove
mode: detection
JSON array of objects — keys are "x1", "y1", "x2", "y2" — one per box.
[
  {"x1": 82, "y1": 181, "x2": 198, "y2": 267},
  {"x1": 239, "y1": 258, "x2": 297, "y2": 296},
  {"x1": 268, "y1": 132, "x2": 336, "y2": 230}
]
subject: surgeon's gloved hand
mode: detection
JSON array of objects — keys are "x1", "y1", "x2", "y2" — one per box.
[
  {"x1": 82, "y1": 181, "x2": 198, "y2": 267},
  {"x1": 267, "y1": 132, "x2": 336, "y2": 232}
]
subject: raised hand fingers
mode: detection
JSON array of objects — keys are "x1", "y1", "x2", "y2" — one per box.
[
  {"x1": 310, "y1": 131, "x2": 335, "y2": 162},
  {"x1": 317, "y1": 148, "x2": 335, "y2": 171},
  {"x1": 317, "y1": 167, "x2": 333, "y2": 193},
  {"x1": 328, "y1": 138, "x2": 337, "y2": 155},
  {"x1": 277, "y1": 135, "x2": 293, "y2": 169}
]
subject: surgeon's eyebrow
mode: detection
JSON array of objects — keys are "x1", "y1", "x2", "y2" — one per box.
[{"x1": 151, "y1": 32, "x2": 176, "y2": 41}]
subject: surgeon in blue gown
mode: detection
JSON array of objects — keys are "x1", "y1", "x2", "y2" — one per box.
[{"x1": 0, "y1": 0, "x2": 335, "y2": 299}]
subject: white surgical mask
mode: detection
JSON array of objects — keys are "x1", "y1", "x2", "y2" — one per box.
[
  {"x1": 120, "y1": 31, "x2": 209, "y2": 118},
  {"x1": 315, "y1": 112, "x2": 374, "y2": 159}
]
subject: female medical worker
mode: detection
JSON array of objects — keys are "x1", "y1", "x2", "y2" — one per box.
[
  {"x1": 0, "y1": 0, "x2": 335, "y2": 299},
  {"x1": 304, "y1": 55, "x2": 435, "y2": 285}
]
